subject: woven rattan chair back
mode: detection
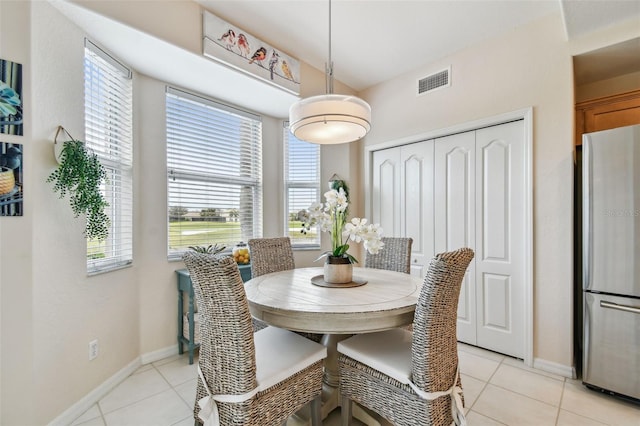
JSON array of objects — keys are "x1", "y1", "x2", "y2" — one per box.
[
  {"x1": 338, "y1": 247, "x2": 474, "y2": 426},
  {"x1": 364, "y1": 237, "x2": 413, "y2": 274},
  {"x1": 249, "y1": 237, "x2": 295, "y2": 277},
  {"x1": 412, "y1": 247, "x2": 474, "y2": 396},
  {"x1": 247, "y1": 237, "x2": 295, "y2": 333},
  {"x1": 182, "y1": 252, "x2": 258, "y2": 422},
  {"x1": 248, "y1": 237, "x2": 323, "y2": 342}
]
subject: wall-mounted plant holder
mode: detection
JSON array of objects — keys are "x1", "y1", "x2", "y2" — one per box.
[
  {"x1": 48, "y1": 126, "x2": 110, "y2": 240},
  {"x1": 53, "y1": 125, "x2": 74, "y2": 164}
]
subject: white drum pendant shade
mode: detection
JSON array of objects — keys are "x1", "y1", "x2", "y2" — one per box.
[{"x1": 289, "y1": 94, "x2": 371, "y2": 145}]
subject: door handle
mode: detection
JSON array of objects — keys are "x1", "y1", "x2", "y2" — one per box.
[{"x1": 600, "y1": 300, "x2": 640, "y2": 314}]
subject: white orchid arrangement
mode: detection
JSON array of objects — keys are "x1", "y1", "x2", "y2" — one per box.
[{"x1": 299, "y1": 185, "x2": 384, "y2": 264}]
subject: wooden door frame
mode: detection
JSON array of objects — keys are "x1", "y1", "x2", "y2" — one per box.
[
  {"x1": 364, "y1": 107, "x2": 534, "y2": 367},
  {"x1": 575, "y1": 89, "x2": 640, "y2": 145}
]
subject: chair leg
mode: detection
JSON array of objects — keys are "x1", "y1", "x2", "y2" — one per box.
[
  {"x1": 310, "y1": 395, "x2": 322, "y2": 426},
  {"x1": 341, "y1": 395, "x2": 352, "y2": 425}
]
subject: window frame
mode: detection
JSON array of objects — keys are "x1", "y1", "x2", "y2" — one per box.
[
  {"x1": 283, "y1": 122, "x2": 321, "y2": 249},
  {"x1": 84, "y1": 39, "x2": 134, "y2": 275},
  {"x1": 166, "y1": 86, "x2": 263, "y2": 260}
]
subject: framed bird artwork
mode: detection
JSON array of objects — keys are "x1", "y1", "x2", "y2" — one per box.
[{"x1": 203, "y1": 10, "x2": 300, "y2": 95}]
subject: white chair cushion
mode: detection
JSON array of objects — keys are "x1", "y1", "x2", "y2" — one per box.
[
  {"x1": 254, "y1": 326, "x2": 327, "y2": 391},
  {"x1": 337, "y1": 328, "x2": 412, "y2": 385}
]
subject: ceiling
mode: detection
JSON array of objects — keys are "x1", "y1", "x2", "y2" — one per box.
[
  {"x1": 197, "y1": 0, "x2": 559, "y2": 92},
  {"x1": 574, "y1": 37, "x2": 640, "y2": 86},
  {"x1": 196, "y1": 0, "x2": 640, "y2": 91},
  {"x1": 52, "y1": 0, "x2": 640, "y2": 117}
]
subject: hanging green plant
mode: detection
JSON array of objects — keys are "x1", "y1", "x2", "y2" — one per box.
[{"x1": 47, "y1": 136, "x2": 110, "y2": 241}]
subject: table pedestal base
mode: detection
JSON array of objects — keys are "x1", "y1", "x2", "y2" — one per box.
[
  {"x1": 320, "y1": 334, "x2": 381, "y2": 426},
  {"x1": 289, "y1": 333, "x2": 381, "y2": 425},
  {"x1": 290, "y1": 384, "x2": 380, "y2": 426}
]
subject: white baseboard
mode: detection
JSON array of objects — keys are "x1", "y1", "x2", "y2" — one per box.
[
  {"x1": 48, "y1": 357, "x2": 142, "y2": 426},
  {"x1": 533, "y1": 357, "x2": 576, "y2": 379},
  {"x1": 48, "y1": 345, "x2": 179, "y2": 426},
  {"x1": 140, "y1": 344, "x2": 179, "y2": 365}
]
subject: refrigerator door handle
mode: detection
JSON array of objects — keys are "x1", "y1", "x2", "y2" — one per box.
[{"x1": 600, "y1": 300, "x2": 640, "y2": 314}]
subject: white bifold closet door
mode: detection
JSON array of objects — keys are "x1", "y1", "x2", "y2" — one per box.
[
  {"x1": 372, "y1": 120, "x2": 526, "y2": 358},
  {"x1": 372, "y1": 141, "x2": 434, "y2": 278},
  {"x1": 434, "y1": 120, "x2": 525, "y2": 358}
]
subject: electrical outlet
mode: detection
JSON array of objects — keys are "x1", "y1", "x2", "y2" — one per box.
[{"x1": 89, "y1": 339, "x2": 99, "y2": 361}]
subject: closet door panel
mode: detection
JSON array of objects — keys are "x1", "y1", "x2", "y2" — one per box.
[
  {"x1": 401, "y1": 141, "x2": 434, "y2": 277},
  {"x1": 435, "y1": 131, "x2": 477, "y2": 345},
  {"x1": 372, "y1": 148, "x2": 401, "y2": 237},
  {"x1": 475, "y1": 120, "x2": 525, "y2": 358}
]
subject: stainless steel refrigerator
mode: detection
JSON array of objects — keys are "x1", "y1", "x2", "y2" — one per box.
[{"x1": 582, "y1": 124, "x2": 640, "y2": 401}]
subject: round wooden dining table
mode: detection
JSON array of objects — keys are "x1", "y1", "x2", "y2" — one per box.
[{"x1": 244, "y1": 266, "x2": 423, "y2": 423}]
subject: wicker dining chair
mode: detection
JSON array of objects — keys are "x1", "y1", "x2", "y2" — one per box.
[
  {"x1": 364, "y1": 236, "x2": 413, "y2": 274},
  {"x1": 183, "y1": 252, "x2": 326, "y2": 426},
  {"x1": 338, "y1": 247, "x2": 474, "y2": 426},
  {"x1": 248, "y1": 237, "x2": 295, "y2": 333},
  {"x1": 365, "y1": 236, "x2": 414, "y2": 332},
  {"x1": 249, "y1": 237, "x2": 296, "y2": 278},
  {"x1": 248, "y1": 237, "x2": 323, "y2": 342}
]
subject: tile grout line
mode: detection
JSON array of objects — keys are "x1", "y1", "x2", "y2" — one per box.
[
  {"x1": 98, "y1": 366, "x2": 177, "y2": 422},
  {"x1": 95, "y1": 402, "x2": 107, "y2": 426},
  {"x1": 463, "y1": 351, "x2": 504, "y2": 415},
  {"x1": 485, "y1": 360, "x2": 565, "y2": 409},
  {"x1": 466, "y1": 354, "x2": 520, "y2": 425},
  {"x1": 152, "y1": 362, "x2": 195, "y2": 412},
  {"x1": 171, "y1": 414, "x2": 194, "y2": 426},
  {"x1": 100, "y1": 362, "x2": 195, "y2": 426},
  {"x1": 100, "y1": 387, "x2": 170, "y2": 417},
  {"x1": 503, "y1": 360, "x2": 566, "y2": 382},
  {"x1": 557, "y1": 381, "x2": 629, "y2": 426},
  {"x1": 485, "y1": 359, "x2": 567, "y2": 413},
  {"x1": 554, "y1": 378, "x2": 567, "y2": 426},
  {"x1": 486, "y1": 381, "x2": 561, "y2": 410}
]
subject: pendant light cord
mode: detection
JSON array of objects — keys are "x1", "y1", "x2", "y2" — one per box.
[
  {"x1": 288, "y1": 0, "x2": 371, "y2": 145},
  {"x1": 326, "y1": 0, "x2": 334, "y2": 94}
]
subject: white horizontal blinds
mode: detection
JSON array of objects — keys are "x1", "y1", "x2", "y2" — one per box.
[
  {"x1": 166, "y1": 87, "x2": 262, "y2": 259},
  {"x1": 84, "y1": 40, "x2": 133, "y2": 274},
  {"x1": 284, "y1": 124, "x2": 320, "y2": 247}
]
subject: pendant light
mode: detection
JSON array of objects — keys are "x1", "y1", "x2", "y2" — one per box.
[{"x1": 289, "y1": 0, "x2": 371, "y2": 144}]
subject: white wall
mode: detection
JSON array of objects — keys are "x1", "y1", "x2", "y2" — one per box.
[
  {"x1": 30, "y1": 3, "x2": 140, "y2": 423},
  {"x1": 576, "y1": 71, "x2": 640, "y2": 102},
  {"x1": 0, "y1": 1, "x2": 363, "y2": 423},
  {"x1": 0, "y1": 1, "x2": 33, "y2": 423},
  {"x1": 360, "y1": 12, "x2": 640, "y2": 372}
]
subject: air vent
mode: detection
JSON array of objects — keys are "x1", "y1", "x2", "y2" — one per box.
[{"x1": 417, "y1": 67, "x2": 451, "y2": 95}]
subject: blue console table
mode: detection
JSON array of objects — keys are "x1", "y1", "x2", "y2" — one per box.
[{"x1": 176, "y1": 264, "x2": 251, "y2": 364}]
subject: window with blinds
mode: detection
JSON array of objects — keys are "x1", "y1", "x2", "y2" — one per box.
[
  {"x1": 284, "y1": 123, "x2": 321, "y2": 248},
  {"x1": 84, "y1": 39, "x2": 133, "y2": 274},
  {"x1": 166, "y1": 87, "x2": 263, "y2": 259}
]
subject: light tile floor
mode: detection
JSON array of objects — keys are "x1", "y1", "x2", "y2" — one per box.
[{"x1": 71, "y1": 343, "x2": 640, "y2": 426}]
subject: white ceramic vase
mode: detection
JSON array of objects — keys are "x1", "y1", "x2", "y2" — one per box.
[{"x1": 323, "y1": 256, "x2": 353, "y2": 284}]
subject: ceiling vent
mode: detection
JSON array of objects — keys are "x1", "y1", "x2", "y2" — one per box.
[{"x1": 417, "y1": 67, "x2": 451, "y2": 95}]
